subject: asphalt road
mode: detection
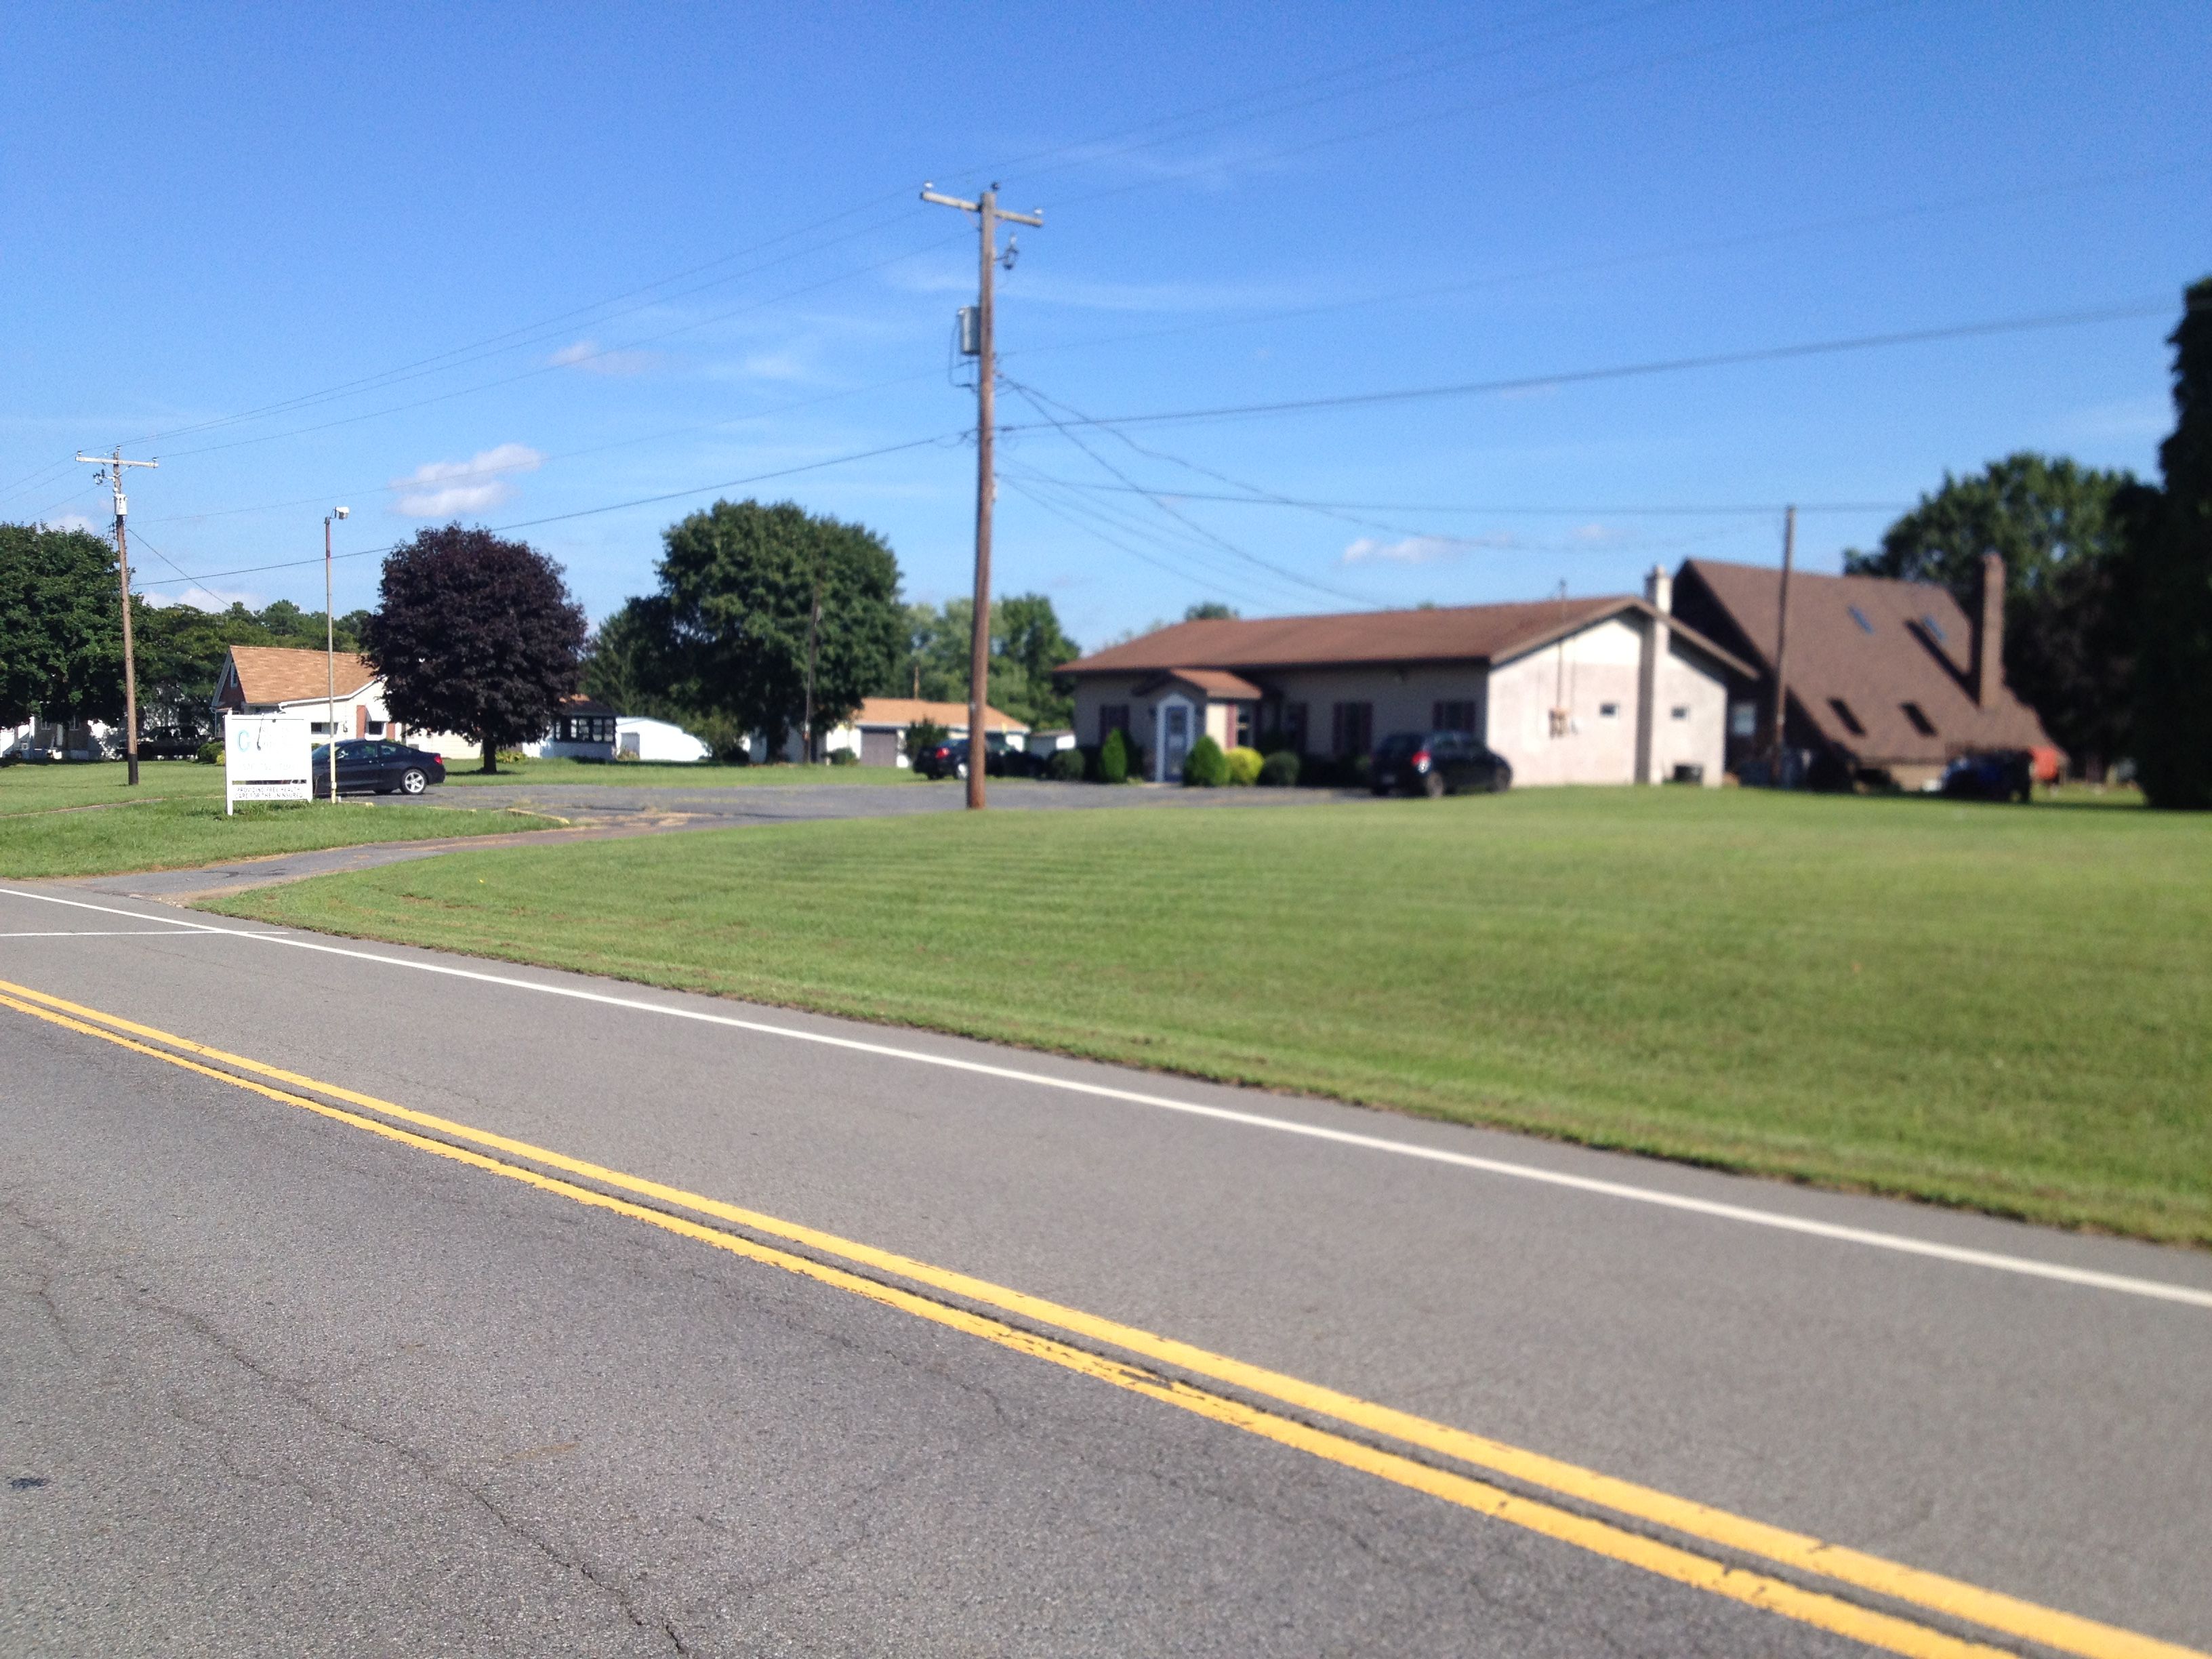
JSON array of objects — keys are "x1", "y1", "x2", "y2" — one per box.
[{"x1": 3, "y1": 880, "x2": 2208, "y2": 1657}]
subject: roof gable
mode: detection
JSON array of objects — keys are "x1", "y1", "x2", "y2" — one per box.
[
  {"x1": 1677, "y1": 558, "x2": 2054, "y2": 761},
  {"x1": 223, "y1": 644, "x2": 379, "y2": 707}
]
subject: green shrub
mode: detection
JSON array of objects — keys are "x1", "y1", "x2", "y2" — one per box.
[
  {"x1": 1047, "y1": 746, "x2": 1086, "y2": 781},
  {"x1": 827, "y1": 747, "x2": 859, "y2": 766},
  {"x1": 1258, "y1": 750, "x2": 1300, "y2": 787},
  {"x1": 1225, "y1": 745, "x2": 1263, "y2": 785},
  {"x1": 1099, "y1": 727, "x2": 1130, "y2": 783},
  {"x1": 197, "y1": 741, "x2": 224, "y2": 766},
  {"x1": 903, "y1": 719, "x2": 949, "y2": 763},
  {"x1": 1183, "y1": 735, "x2": 1228, "y2": 787}
]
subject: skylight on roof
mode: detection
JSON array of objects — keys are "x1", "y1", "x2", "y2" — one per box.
[{"x1": 1847, "y1": 605, "x2": 1875, "y2": 634}]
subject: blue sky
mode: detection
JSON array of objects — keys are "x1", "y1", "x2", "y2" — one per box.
[{"x1": 3, "y1": 1, "x2": 2205, "y2": 652}]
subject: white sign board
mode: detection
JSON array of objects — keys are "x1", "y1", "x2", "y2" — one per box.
[{"x1": 224, "y1": 713, "x2": 314, "y2": 814}]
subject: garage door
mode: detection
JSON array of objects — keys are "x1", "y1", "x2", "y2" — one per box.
[{"x1": 861, "y1": 728, "x2": 900, "y2": 766}]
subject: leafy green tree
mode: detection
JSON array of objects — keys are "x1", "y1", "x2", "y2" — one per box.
[
  {"x1": 655, "y1": 498, "x2": 903, "y2": 757},
  {"x1": 2135, "y1": 279, "x2": 2212, "y2": 808},
  {"x1": 0, "y1": 523, "x2": 123, "y2": 729},
  {"x1": 1183, "y1": 600, "x2": 1239, "y2": 621},
  {"x1": 581, "y1": 596, "x2": 682, "y2": 721},
  {"x1": 1845, "y1": 453, "x2": 2144, "y2": 764},
  {"x1": 363, "y1": 524, "x2": 587, "y2": 775},
  {"x1": 880, "y1": 592, "x2": 1080, "y2": 728}
]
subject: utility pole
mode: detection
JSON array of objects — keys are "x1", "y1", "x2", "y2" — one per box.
[
  {"x1": 802, "y1": 581, "x2": 821, "y2": 764},
  {"x1": 1768, "y1": 505, "x2": 1797, "y2": 779},
  {"x1": 75, "y1": 449, "x2": 158, "y2": 785},
  {"x1": 921, "y1": 180, "x2": 1042, "y2": 809},
  {"x1": 324, "y1": 506, "x2": 350, "y2": 800}
]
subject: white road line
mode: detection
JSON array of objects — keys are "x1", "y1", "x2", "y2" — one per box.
[
  {"x1": 0, "y1": 928, "x2": 228, "y2": 938},
  {"x1": 3, "y1": 884, "x2": 2209, "y2": 1311}
]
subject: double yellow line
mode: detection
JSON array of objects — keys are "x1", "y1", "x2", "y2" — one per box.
[{"x1": 0, "y1": 974, "x2": 2196, "y2": 1659}]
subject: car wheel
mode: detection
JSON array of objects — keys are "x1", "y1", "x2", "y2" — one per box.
[
  {"x1": 1422, "y1": 771, "x2": 1446, "y2": 798},
  {"x1": 1490, "y1": 768, "x2": 1512, "y2": 793},
  {"x1": 399, "y1": 768, "x2": 428, "y2": 795}
]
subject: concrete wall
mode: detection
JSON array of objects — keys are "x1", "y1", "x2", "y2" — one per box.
[
  {"x1": 1648, "y1": 635, "x2": 1729, "y2": 784},
  {"x1": 1483, "y1": 619, "x2": 1644, "y2": 785}
]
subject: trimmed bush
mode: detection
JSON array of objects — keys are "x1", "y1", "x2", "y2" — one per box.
[
  {"x1": 197, "y1": 741, "x2": 224, "y2": 766},
  {"x1": 1099, "y1": 727, "x2": 1130, "y2": 783},
  {"x1": 1183, "y1": 734, "x2": 1229, "y2": 787},
  {"x1": 1225, "y1": 745, "x2": 1263, "y2": 785},
  {"x1": 1047, "y1": 746, "x2": 1087, "y2": 781},
  {"x1": 827, "y1": 747, "x2": 859, "y2": 766},
  {"x1": 1258, "y1": 750, "x2": 1300, "y2": 787}
]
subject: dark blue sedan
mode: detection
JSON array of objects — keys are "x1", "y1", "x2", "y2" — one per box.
[{"x1": 311, "y1": 739, "x2": 447, "y2": 798}]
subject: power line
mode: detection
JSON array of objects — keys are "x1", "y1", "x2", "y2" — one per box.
[
  {"x1": 1002, "y1": 381, "x2": 1378, "y2": 607},
  {"x1": 1006, "y1": 156, "x2": 2207, "y2": 366},
  {"x1": 998, "y1": 300, "x2": 2179, "y2": 434},
  {"x1": 998, "y1": 474, "x2": 1906, "y2": 517},
  {"x1": 153, "y1": 228, "x2": 970, "y2": 462},
  {"x1": 1039, "y1": 0, "x2": 1908, "y2": 210},
  {"x1": 117, "y1": 195, "x2": 925, "y2": 449},
  {"x1": 130, "y1": 431, "x2": 967, "y2": 590},
  {"x1": 1000, "y1": 474, "x2": 1303, "y2": 614}
]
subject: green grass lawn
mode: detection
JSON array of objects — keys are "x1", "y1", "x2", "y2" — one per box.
[
  {"x1": 436, "y1": 757, "x2": 926, "y2": 787},
  {"x1": 204, "y1": 788, "x2": 2211, "y2": 1244},
  {"x1": 0, "y1": 758, "x2": 225, "y2": 816},
  {"x1": 0, "y1": 760, "x2": 555, "y2": 878}
]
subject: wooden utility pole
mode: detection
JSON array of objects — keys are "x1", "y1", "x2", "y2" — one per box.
[
  {"x1": 1768, "y1": 504, "x2": 1797, "y2": 777},
  {"x1": 75, "y1": 449, "x2": 158, "y2": 785},
  {"x1": 921, "y1": 181, "x2": 1042, "y2": 809}
]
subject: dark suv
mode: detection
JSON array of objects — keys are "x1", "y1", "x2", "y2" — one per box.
[
  {"x1": 914, "y1": 735, "x2": 1040, "y2": 780},
  {"x1": 1371, "y1": 731, "x2": 1512, "y2": 797}
]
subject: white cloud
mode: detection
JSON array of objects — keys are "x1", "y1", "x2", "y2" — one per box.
[
  {"x1": 42, "y1": 512, "x2": 98, "y2": 534},
  {"x1": 152, "y1": 585, "x2": 262, "y2": 612},
  {"x1": 1342, "y1": 532, "x2": 1513, "y2": 565},
  {"x1": 390, "y1": 443, "x2": 543, "y2": 518},
  {"x1": 550, "y1": 339, "x2": 657, "y2": 376}
]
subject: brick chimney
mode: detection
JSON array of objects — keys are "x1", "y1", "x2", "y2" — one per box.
[
  {"x1": 1969, "y1": 552, "x2": 2005, "y2": 706},
  {"x1": 1643, "y1": 565, "x2": 1673, "y2": 614}
]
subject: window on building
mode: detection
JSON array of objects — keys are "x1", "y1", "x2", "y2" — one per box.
[
  {"x1": 1921, "y1": 613, "x2": 1948, "y2": 643},
  {"x1": 366, "y1": 720, "x2": 386, "y2": 737},
  {"x1": 1599, "y1": 702, "x2": 1620, "y2": 718},
  {"x1": 1900, "y1": 701, "x2": 1936, "y2": 736},
  {"x1": 558, "y1": 714, "x2": 616, "y2": 743},
  {"x1": 1284, "y1": 701, "x2": 1309, "y2": 754},
  {"x1": 1670, "y1": 705, "x2": 1690, "y2": 720},
  {"x1": 1828, "y1": 697, "x2": 1866, "y2": 737},
  {"x1": 1729, "y1": 701, "x2": 1757, "y2": 738},
  {"x1": 1330, "y1": 701, "x2": 1373, "y2": 758},
  {"x1": 1847, "y1": 605, "x2": 1876, "y2": 634},
  {"x1": 310, "y1": 722, "x2": 334, "y2": 736},
  {"x1": 1233, "y1": 703, "x2": 1254, "y2": 747},
  {"x1": 1097, "y1": 703, "x2": 1130, "y2": 745},
  {"x1": 1431, "y1": 699, "x2": 1477, "y2": 733}
]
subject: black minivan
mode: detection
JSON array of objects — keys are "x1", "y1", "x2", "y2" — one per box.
[{"x1": 1370, "y1": 731, "x2": 1512, "y2": 797}]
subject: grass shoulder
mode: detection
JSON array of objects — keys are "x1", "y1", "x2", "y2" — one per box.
[{"x1": 201, "y1": 787, "x2": 2211, "y2": 1245}]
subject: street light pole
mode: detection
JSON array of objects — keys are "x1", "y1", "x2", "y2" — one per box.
[
  {"x1": 325, "y1": 506, "x2": 349, "y2": 800},
  {"x1": 921, "y1": 181, "x2": 1042, "y2": 810}
]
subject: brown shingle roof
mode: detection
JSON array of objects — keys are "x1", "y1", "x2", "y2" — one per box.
[
  {"x1": 1062, "y1": 597, "x2": 1753, "y2": 679},
  {"x1": 850, "y1": 697, "x2": 1026, "y2": 732},
  {"x1": 1677, "y1": 559, "x2": 2053, "y2": 764},
  {"x1": 224, "y1": 645, "x2": 377, "y2": 706}
]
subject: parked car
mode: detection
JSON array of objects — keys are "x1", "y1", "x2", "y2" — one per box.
[
  {"x1": 311, "y1": 739, "x2": 447, "y2": 797},
  {"x1": 1370, "y1": 730, "x2": 1512, "y2": 797},
  {"x1": 914, "y1": 734, "x2": 1040, "y2": 780},
  {"x1": 1939, "y1": 750, "x2": 2034, "y2": 804}
]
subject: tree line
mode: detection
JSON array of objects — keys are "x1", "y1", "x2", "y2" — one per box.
[
  {"x1": 581, "y1": 497, "x2": 1080, "y2": 757},
  {"x1": 1843, "y1": 276, "x2": 2211, "y2": 805}
]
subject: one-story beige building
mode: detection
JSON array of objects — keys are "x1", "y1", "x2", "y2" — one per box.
[{"x1": 1057, "y1": 573, "x2": 1753, "y2": 785}]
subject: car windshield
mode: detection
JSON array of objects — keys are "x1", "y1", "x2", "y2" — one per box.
[{"x1": 1376, "y1": 733, "x2": 1425, "y2": 758}]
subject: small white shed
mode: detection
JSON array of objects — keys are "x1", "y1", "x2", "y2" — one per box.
[{"x1": 617, "y1": 716, "x2": 712, "y2": 763}]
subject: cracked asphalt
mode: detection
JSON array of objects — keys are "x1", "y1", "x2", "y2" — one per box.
[{"x1": 3, "y1": 883, "x2": 2209, "y2": 1656}]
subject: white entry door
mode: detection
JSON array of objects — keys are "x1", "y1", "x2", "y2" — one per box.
[{"x1": 1160, "y1": 701, "x2": 1191, "y2": 781}]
